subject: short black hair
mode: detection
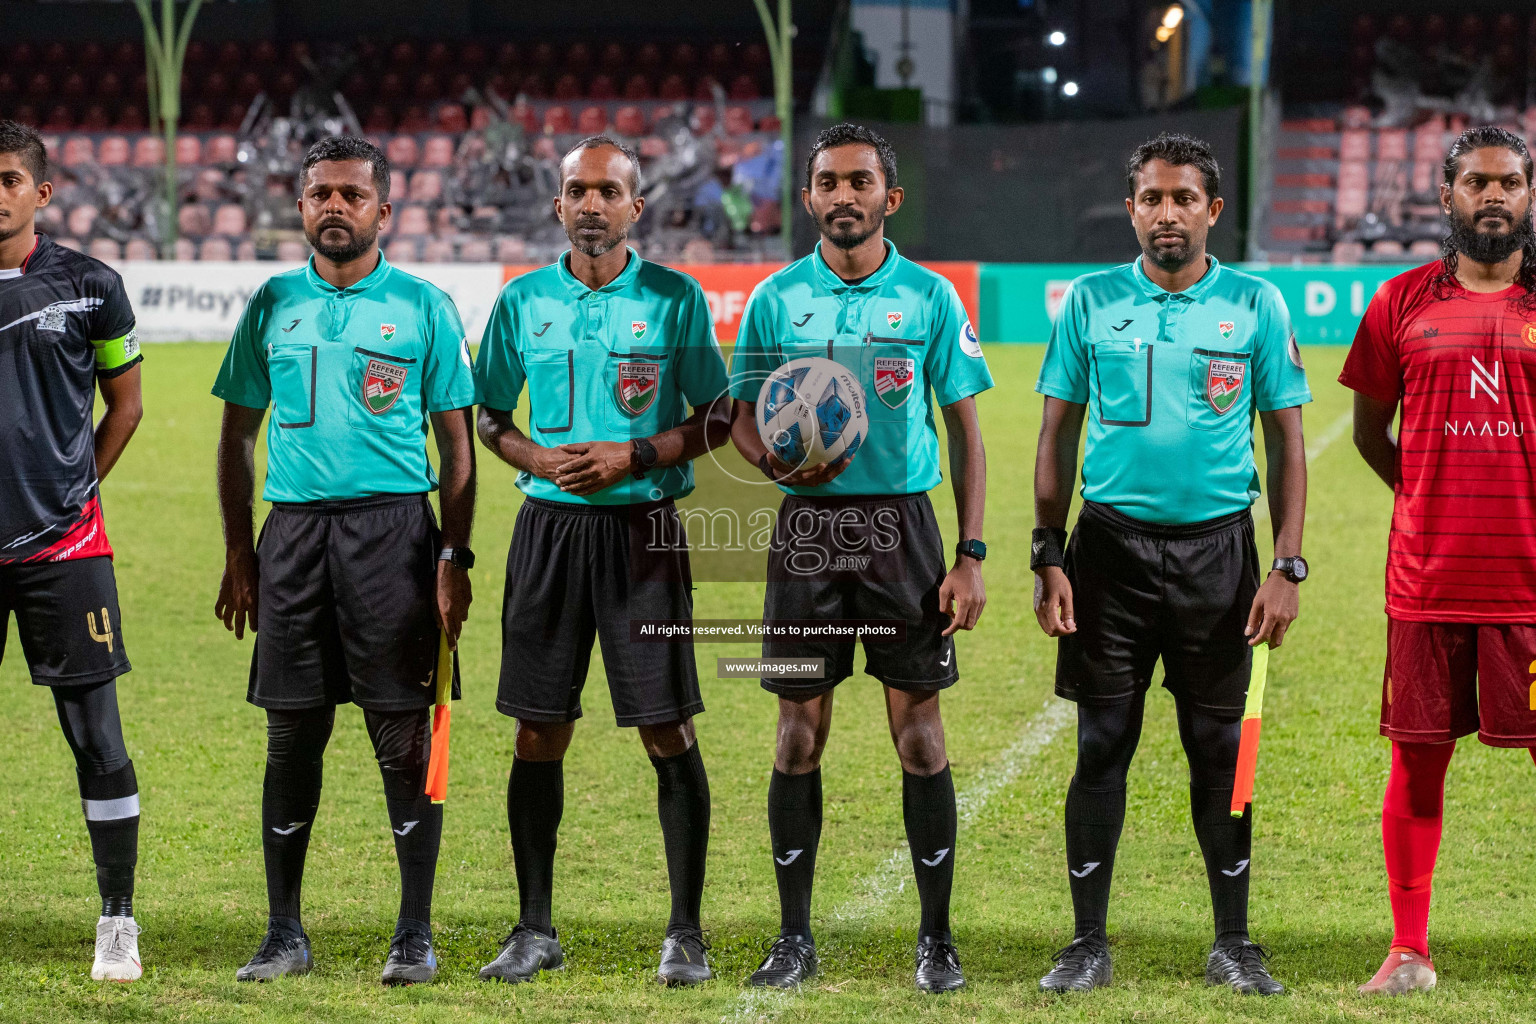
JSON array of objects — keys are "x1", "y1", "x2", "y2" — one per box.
[
  {"x1": 1126, "y1": 132, "x2": 1220, "y2": 200},
  {"x1": 562, "y1": 135, "x2": 642, "y2": 196},
  {"x1": 299, "y1": 135, "x2": 391, "y2": 203},
  {"x1": 1443, "y1": 124, "x2": 1533, "y2": 186},
  {"x1": 804, "y1": 122, "x2": 898, "y2": 191},
  {"x1": 0, "y1": 119, "x2": 47, "y2": 185}
]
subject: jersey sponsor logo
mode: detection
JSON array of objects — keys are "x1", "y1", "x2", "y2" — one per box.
[
  {"x1": 886, "y1": 311, "x2": 902, "y2": 330},
  {"x1": 1524, "y1": 323, "x2": 1536, "y2": 349},
  {"x1": 616, "y1": 361, "x2": 659, "y2": 415},
  {"x1": 1218, "y1": 320, "x2": 1235, "y2": 340},
  {"x1": 363, "y1": 358, "x2": 409, "y2": 414},
  {"x1": 1447, "y1": 357, "x2": 1526, "y2": 437},
  {"x1": 1470, "y1": 356, "x2": 1500, "y2": 402},
  {"x1": 1206, "y1": 358, "x2": 1245, "y2": 414},
  {"x1": 0, "y1": 296, "x2": 104, "y2": 335},
  {"x1": 959, "y1": 319, "x2": 983, "y2": 358},
  {"x1": 86, "y1": 608, "x2": 114, "y2": 652},
  {"x1": 379, "y1": 323, "x2": 396, "y2": 342},
  {"x1": 873, "y1": 356, "x2": 915, "y2": 409},
  {"x1": 631, "y1": 320, "x2": 648, "y2": 340}
]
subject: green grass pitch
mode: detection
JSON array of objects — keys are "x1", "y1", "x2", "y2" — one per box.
[{"x1": 2, "y1": 343, "x2": 1534, "y2": 1023}]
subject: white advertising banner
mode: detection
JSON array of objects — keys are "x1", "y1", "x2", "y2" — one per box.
[{"x1": 117, "y1": 261, "x2": 506, "y2": 344}]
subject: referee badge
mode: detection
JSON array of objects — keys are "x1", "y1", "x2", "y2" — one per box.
[
  {"x1": 616, "y1": 361, "x2": 659, "y2": 415},
  {"x1": 874, "y1": 356, "x2": 915, "y2": 409},
  {"x1": 363, "y1": 358, "x2": 409, "y2": 414},
  {"x1": 1206, "y1": 358, "x2": 1246, "y2": 415}
]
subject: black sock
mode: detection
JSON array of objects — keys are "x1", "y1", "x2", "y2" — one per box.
[
  {"x1": 903, "y1": 764, "x2": 957, "y2": 942},
  {"x1": 1064, "y1": 780, "x2": 1125, "y2": 940},
  {"x1": 508, "y1": 757, "x2": 563, "y2": 937},
  {"x1": 651, "y1": 744, "x2": 710, "y2": 935},
  {"x1": 79, "y1": 762, "x2": 138, "y2": 918},
  {"x1": 1192, "y1": 786, "x2": 1251, "y2": 947},
  {"x1": 767, "y1": 767, "x2": 821, "y2": 941},
  {"x1": 379, "y1": 766, "x2": 442, "y2": 927},
  {"x1": 261, "y1": 760, "x2": 323, "y2": 922}
]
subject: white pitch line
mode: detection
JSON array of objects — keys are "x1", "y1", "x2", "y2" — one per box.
[{"x1": 719, "y1": 696, "x2": 1075, "y2": 1022}]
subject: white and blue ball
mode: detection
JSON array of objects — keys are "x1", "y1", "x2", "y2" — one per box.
[{"x1": 755, "y1": 357, "x2": 869, "y2": 470}]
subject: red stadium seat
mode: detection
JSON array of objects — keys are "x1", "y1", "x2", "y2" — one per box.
[
  {"x1": 387, "y1": 135, "x2": 420, "y2": 168},
  {"x1": 389, "y1": 170, "x2": 408, "y2": 203},
  {"x1": 132, "y1": 136, "x2": 165, "y2": 168},
  {"x1": 589, "y1": 75, "x2": 617, "y2": 101},
  {"x1": 42, "y1": 105, "x2": 73, "y2": 132},
  {"x1": 80, "y1": 105, "x2": 111, "y2": 132},
  {"x1": 623, "y1": 74, "x2": 653, "y2": 101},
  {"x1": 193, "y1": 168, "x2": 224, "y2": 201},
  {"x1": 250, "y1": 40, "x2": 277, "y2": 66},
  {"x1": 511, "y1": 102, "x2": 539, "y2": 135},
  {"x1": 275, "y1": 239, "x2": 309, "y2": 263},
  {"x1": 173, "y1": 237, "x2": 196, "y2": 260},
  {"x1": 390, "y1": 41, "x2": 419, "y2": 68},
  {"x1": 1410, "y1": 160, "x2": 1436, "y2": 194},
  {"x1": 177, "y1": 135, "x2": 203, "y2": 166},
  {"x1": 286, "y1": 41, "x2": 311, "y2": 66},
  {"x1": 67, "y1": 205, "x2": 98, "y2": 238},
  {"x1": 113, "y1": 106, "x2": 146, "y2": 132},
  {"x1": 385, "y1": 238, "x2": 420, "y2": 262},
  {"x1": 88, "y1": 238, "x2": 122, "y2": 263},
  {"x1": 635, "y1": 42, "x2": 662, "y2": 72},
  {"x1": 759, "y1": 114, "x2": 782, "y2": 133},
  {"x1": 396, "y1": 206, "x2": 432, "y2": 236},
  {"x1": 670, "y1": 43, "x2": 698, "y2": 72},
  {"x1": 553, "y1": 74, "x2": 583, "y2": 101},
  {"x1": 424, "y1": 42, "x2": 452, "y2": 70},
  {"x1": 530, "y1": 42, "x2": 557, "y2": 69},
  {"x1": 1408, "y1": 239, "x2": 1440, "y2": 257},
  {"x1": 205, "y1": 134, "x2": 237, "y2": 164},
  {"x1": 742, "y1": 43, "x2": 769, "y2": 68},
  {"x1": 61, "y1": 136, "x2": 94, "y2": 168},
  {"x1": 638, "y1": 136, "x2": 668, "y2": 159},
  {"x1": 94, "y1": 71, "x2": 122, "y2": 100},
  {"x1": 378, "y1": 72, "x2": 406, "y2": 102},
  {"x1": 458, "y1": 237, "x2": 492, "y2": 262},
  {"x1": 183, "y1": 40, "x2": 209, "y2": 67},
  {"x1": 270, "y1": 71, "x2": 299, "y2": 101},
  {"x1": 614, "y1": 106, "x2": 647, "y2": 137},
  {"x1": 1414, "y1": 123, "x2": 1446, "y2": 162},
  {"x1": 705, "y1": 43, "x2": 731, "y2": 73},
  {"x1": 1372, "y1": 239, "x2": 1404, "y2": 256},
  {"x1": 364, "y1": 106, "x2": 395, "y2": 133},
  {"x1": 420, "y1": 238, "x2": 455, "y2": 263},
  {"x1": 600, "y1": 43, "x2": 627, "y2": 71},
  {"x1": 235, "y1": 239, "x2": 258, "y2": 261},
  {"x1": 398, "y1": 106, "x2": 432, "y2": 133},
  {"x1": 26, "y1": 72, "x2": 52, "y2": 98},
  {"x1": 723, "y1": 106, "x2": 754, "y2": 136},
  {"x1": 413, "y1": 73, "x2": 442, "y2": 102},
  {"x1": 219, "y1": 103, "x2": 246, "y2": 131},
  {"x1": 1331, "y1": 240, "x2": 1366, "y2": 263},
  {"x1": 183, "y1": 103, "x2": 215, "y2": 132},
  {"x1": 216, "y1": 41, "x2": 243, "y2": 67},
  {"x1": 565, "y1": 43, "x2": 593, "y2": 74},
  {"x1": 234, "y1": 71, "x2": 264, "y2": 103},
  {"x1": 658, "y1": 74, "x2": 688, "y2": 101},
  {"x1": 448, "y1": 72, "x2": 474, "y2": 98},
  {"x1": 578, "y1": 105, "x2": 608, "y2": 134},
  {"x1": 470, "y1": 106, "x2": 493, "y2": 131},
  {"x1": 61, "y1": 72, "x2": 87, "y2": 99},
  {"x1": 460, "y1": 42, "x2": 488, "y2": 69},
  {"x1": 1341, "y1": 105, "x2": 1372, "y2": 129},
  {"x1": 694, "y1": 77, "x2": 723, "y2": 101},
  {"x1": 201, "y1": 71, "x2": 230, "y2": 100},
  {"x1": 123, "y1": 238, "x2": 156, "y2": 260},
  {"x1": 544, "y1": 105, "x2": 575, "y2": 134},
  {"x1": 79, "y1": 41, "x2": 104, "y2": 67},
  {"x1": 690, "y1": 105, "x2": 716, "y2": 134},
  {"x1": 495, "y1": 235, "x2": 528, "y2": 261},
  {"x1": 494, "y1": 42, "x2": 520, "y2": 70},
  {"x1": 1377, "y1": 128, "x2": 1408, "y2": 162},
  {"x1": 728, "y1": 74, "x2": 760, "y2": 101},
  {"x1": 421, "y1": 135, "x2": 454, "y2": 168},
  {"x1": 1339, "y1": 129, "x2": 1370, "y2": 163},
  {"x1": 212, "y1": 204, "x2": 248, "y2": 236},
  {"x1": 409, "y1": 171, "x2": 443, "y2": 204},
  {"x1": 436, "y1": 105, "x2": 468, "y2": 134},
  {"x1": 98, "y1": 136, "x2": 130, "y2": 166}
]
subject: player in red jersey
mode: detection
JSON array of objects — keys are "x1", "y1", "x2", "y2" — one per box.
[{"x1": 1341, "y1": 125, "x2": 1536, "y2": 996}]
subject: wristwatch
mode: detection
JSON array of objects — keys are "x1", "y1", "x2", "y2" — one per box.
[
  {"x1": 631, "y1": 437, "x2": 659, "y2": 478},
  {"x1": 1272, "y1": 556, "x2": 1308, "y2": 583},
  {"x1": 956, "y1": 539, "x2": 987, "y2": 562},
  {"x1": 439, "y1": 547, "x2": 475, "y2": 570}
]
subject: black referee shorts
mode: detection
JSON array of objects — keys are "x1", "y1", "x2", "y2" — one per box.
[
  {"x1": 760, "y1": 492, "x2": 956, "y2": 697},
  {"x1": 249, "y1": 492, "x2": 456, "y2": 712},
  {"x1": 496, "y1": 496, "x2": 702, "y2": 727},
  {"x1": 0, "y1": 556, "x2": 131, "y2": 686},
  {"x1": 1055, "y1": 500, "x2": 1259, "y2": 716}
]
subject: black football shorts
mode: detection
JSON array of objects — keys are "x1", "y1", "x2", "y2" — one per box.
[
  {"x1": 760, "y1": 492, "x2": 957, "y2": 696},
  {"x1": 0, "y1": 556, "x2": 131, "y2": 686},
  {"x1": 248, "y1": 492, "x2": 456, "y2": 712},
  {"x1": 1055, "y1": 500, "x2": 1260, "y2": 715},
  {"x1": 496, "y1": 496, "x2": 703, "y2": 727}
]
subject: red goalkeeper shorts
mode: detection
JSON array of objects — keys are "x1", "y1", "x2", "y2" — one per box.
[{"x1": 1382, "y1": 618, "x2": 1536, "y2": 747}]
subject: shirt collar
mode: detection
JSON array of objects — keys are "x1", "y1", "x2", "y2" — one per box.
[
  {"x1": 305, "y1": 249, "x2": 391, "y2": 295},
  {"x1": 556, "y1": 247, "x2": 641, "y2": 298},
  {"x1": 1132, "y1": 253, "x2": 1221, "y2": 301},
  {"x1": 812, "y1": 238, "x2": 899, "y2": 293}
]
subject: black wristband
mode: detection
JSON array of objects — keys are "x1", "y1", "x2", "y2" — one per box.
[
  {"x1": 757, "y1": 452, "x2": 777, "y2": 481},
  {"x1": 1030, "y1": 527, "x2": 1068, "y2": 571}
]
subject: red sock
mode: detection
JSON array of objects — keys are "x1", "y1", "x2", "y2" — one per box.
[{"x1": 1381, "y1": 741, "x2": 1454, "y2": 956}]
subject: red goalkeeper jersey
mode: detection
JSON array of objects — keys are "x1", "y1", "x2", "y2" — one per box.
[{"x1": 1340, "y1": 261, "x2": 1536, "y2": 623}]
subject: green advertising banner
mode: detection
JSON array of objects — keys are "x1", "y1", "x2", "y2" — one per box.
[{"x1": 979, "y1": 262, "x2": 1417, "y2": 345}]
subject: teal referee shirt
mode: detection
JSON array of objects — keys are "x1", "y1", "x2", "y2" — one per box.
[
  {"x1": 728, "y1": 240, "x2": 994, "y2": 496},
  {"x1": 211, "y1": 253, "x2": 478, "y2": 502},
  {"x1": 1035, "y1": 256, "x2": 1312, "y2": 525},
  {"x1": 474, "y1": 248, "x2": 729, "y2": 505}
]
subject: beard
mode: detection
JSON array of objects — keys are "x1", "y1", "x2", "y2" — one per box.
[
  {"x1": 1140, "y1": 228, "x2": 1199, "y2": 271},
  {"x1": 568, "y1": 215, "x2": 628, "y2": 257},
  {"x1": 1446, "y1": 204, "x2": 1535, "y2": 265},
  {"x1": 306, "y1": 218, "x2": 378, "y2": 263},
  {"x1": 819, "y1": 203, "x2": 884, "y2": 251}
]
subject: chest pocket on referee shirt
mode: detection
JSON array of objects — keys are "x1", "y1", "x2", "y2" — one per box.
[
  {"x1": 347, "y1": 347, "x2": 418, "y2": 433},
  {"x1": 526, "y1": 348, "x2": 575, "y2": 436},
  {"x1": 1187, "y1": 348, "x2": 1250, "y2": 431},
  {"x1": 1091, "y1": 338, "x2": 1152, "y2": 427},
  {"x1": 268, "y1": 342, "x2": 318, "y2": 429}
]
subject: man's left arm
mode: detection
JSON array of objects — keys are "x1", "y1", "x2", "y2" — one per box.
[
  {"x1": 940, "y1": 397, "x2": 986, "y2": 635},
  {"x1": 95, "y1": 363, "x2": 143, "y2": 481},
  {"x1": 1249, "y1": 406, "x2": 1306, "y2": 647}
]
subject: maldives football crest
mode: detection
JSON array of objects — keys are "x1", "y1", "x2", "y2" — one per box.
[
  {"x1": 616, "y1": 361, "x2": 659, "y2": 415},
  {"x1": 1218, "y1": 321, "x2": 1235, "y2": 340},
  {"x1": 363, "y1": 358, "x2": 408, "y2": 414},
  {"x1": 886, "y1": 311, "x2": 902, "y2": 331},
  {"x1": 1206, "y1": 358, "x2": 1245, "y2": 415},
  {"x1": 631, "y1": 321, "x2": 648, "y2": 340},
  {"x1": 874, "y1": 356, "x2": 915, "y2": 409},
  {"x1": 380, "y1": 323, "x2": 396, "y2": 342}
]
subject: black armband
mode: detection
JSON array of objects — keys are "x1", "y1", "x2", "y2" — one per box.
[{"x1": 1030, "y1": 527, "x2": 1068, "y2": 571}]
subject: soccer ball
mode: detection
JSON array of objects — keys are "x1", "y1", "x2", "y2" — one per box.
[{"x1": 755, "y1": 357, "x2": 869, "y2": 470}]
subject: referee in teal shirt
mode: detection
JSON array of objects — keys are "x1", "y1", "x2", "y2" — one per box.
[
  {"x1": 212, "y1": 137, "x2": 478, "y2": 986},
  {"x1": 473, "y1": 137, "x2": 730, "y2": 988},
  {"x1": 1032, "y1": 134, "x2": 1309, "y2": 996}
]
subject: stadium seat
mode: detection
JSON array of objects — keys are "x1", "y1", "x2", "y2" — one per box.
[
  {"x1": 742, "y1": 42, "x2": 769, "y2": 69},
  {"x1": 201, "y1": 71, "x2": 230, "y2": 101},
  {"x1": 133, "y1": 136, "x2": 165, "y2": 168},
  {"x1": 42, "y1": 105, "x2": 73, "y2": 131},
  {"x1": 413, "y1": 73, "x2": 443, "y2": 102},
  {"x1": 250, "y1": 40, "x2": 277, "y2": 66},
  {"x1": 395, "y1": 206, "x2": 431, "y2": 236},
  {"x1": 183, "y1": 103, "x2": 215, "y2": 132},
  {"x1": 176, "y1": 135, "x2": 203, "y2": 166},
  {"x1": 510, "y1": 101, "x2": 539, "y2": 135},
  {"x1": 544, "y1": 106, "x2": 575, "y2": 134},
  {"x1": 693, "y1": 77, "x2": 722, "y2": 102},
  {"x1": 275, "y1": 239, "x2": 309, "y2": 262},
  {"x1": 670, "y1": 43, "x2": 698, "y2": 72},
  {"x1": 658, "y1": 74, "x2": 689, "y2": 101},
  {"x1": 1340, "y1": 130, "x2": 1370, "y2": 163},
  {"x1": 759, "y1": 115, "x2": 782, "y2": 133},
  {"x1": 622, "y1": 74, "x2": 654, "y2": 101},
  {"x1": 421, "y1": 135, "x2": 454, "y2": 169},
  {"x1": 690, "y1": 106, "x2": 716, "y2": 134},
  {"x1": 205, "y1": 134, "x2": 238, "y2": 164},
  {"x1": 234, "y1": 71, "x2": 264, "y2": 103},
  {"x1": 98, "y1": 136, "x2": 130, "y2": 166},
  {"x1": 458, "y1": 237, "x2": 492, "y2": 262},
  {"x1": 635, "y1": 42, "x2": 663, "y2": 72},
  {"x1": 113, "y1": 106, "x2": 146, "y2": 132},
  {"x1": 420, "y1": 238, "x2": 455, "y2": 262},
  {"x1": 494, "y1": 41, "x2": 520, "y2": 69},
  {"x1": 424, "y1": 41, "x2": 452, "y2": 70},
  {"x1": 728, "y1": 75, "x2": 760, "y2": 101},
  {"x1": 436, "y1": 104, "x2": 468, "y2": 134},
  {"x1": 724, "y1": 106, "x2": 754, "y2": 136},
  {"x1": 638, "y1": 136, "x2": 669, "y2": 159},
  {"x1": 1342, "y1": 105, "x2": 1372, "y2": 129},
  {"x1": 554, "y1": 74, "x2": 583, "y2": 101},
  {"x1": 125, "y1": 238, "x2": 156, "y2": 260},
  {"x1": 79, "y1": 105, "x2": 111, "y2": 132},
  {"x1": 614, "y1": 106, "x2": 647, "y2": 137},
  {"x1": 1377, "y1": 128, "x2": 1408, "y2": 163},
  {"x1": 1331, "y1": 240, "x2": 1366, "y2": 262},
  {"x1": 216, "y1": 41, "x2": 243, "y2": 67},
  {"x1": 589, "y1": 75, "x2": 617, "y2": 101},
  {"x1": 60, "y1": 136, "x2": 94, "y2": 168},
  {"x1": 177, "y1": 204, "x2": 212, "y2": 238},
  {"x1": 219, "y1": 103, "x2": 246, "y2": 131},
  {"x1": 409, "y1": 171, "x2": 443, "y2": 203},
  {"x1": 234, "y1": 239, "x2": 258, "y2": 261},
  {"x1": 1408, "y1": 239, "x2": 1440, "y2": 257},
  {"x1": 565, "y1": 42, "x2": 594, "y2": 74},
  {"x1": 495, "y1": 235, "x2": 528, "y2": 261},
  {"x1": 54, "y1": 236, "x2": 83, "y2": 252},
  {"x1": 88, "y1": 238, "x2": 121, "y2": 262},
  {"x1": 365, "y1": 105, "x2": 396, "y2": 133},
  {"x1": 212, "y1": 204, "x2": 248, "y2": 236},
  {"x1": 460, "y1": 41, "x2": 488, "y2": 69},
  {"x1": 385, "y1": 238, "x2": 420, "y2": 262},
  {"x1": 94, "y1": 71, "x2": 122, "y2": 100},
  {"x1": 469, "y1": 105, "x2": 493, "y2": 131},
  {"x1": 518, "y1": 74, "x2": 548, "y2": 99},
  {"x1": 578, "y1": 106, "x2": 608, "y2": 134},
  {"x1": 1410, "y1": 161, "x2": 1436, "y2": 194},
  {"x1": 173, "y1": 237, "x2": 196, "y2": 260},
  {"x1": 378, "y1": 72, "x2": 406, "y2": 102},
  {"x1": 60, "y1": 71, "x2": 87, "y2": 99},
  {"x1": 705, "y1": 43, "x2": 731, "y2": 73},
  {"x1": 398, "y1": 106, "x2": 431, "y2": 133},
  {"x1": 599, "y1": 42, "x2": 627, "y2": 71},
  {"x1": 386, "y1": 135, "x2": 420, "y2": 169},
  {"x1": 389, "y1": 170, "x2": 409, "y2": 202}
]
